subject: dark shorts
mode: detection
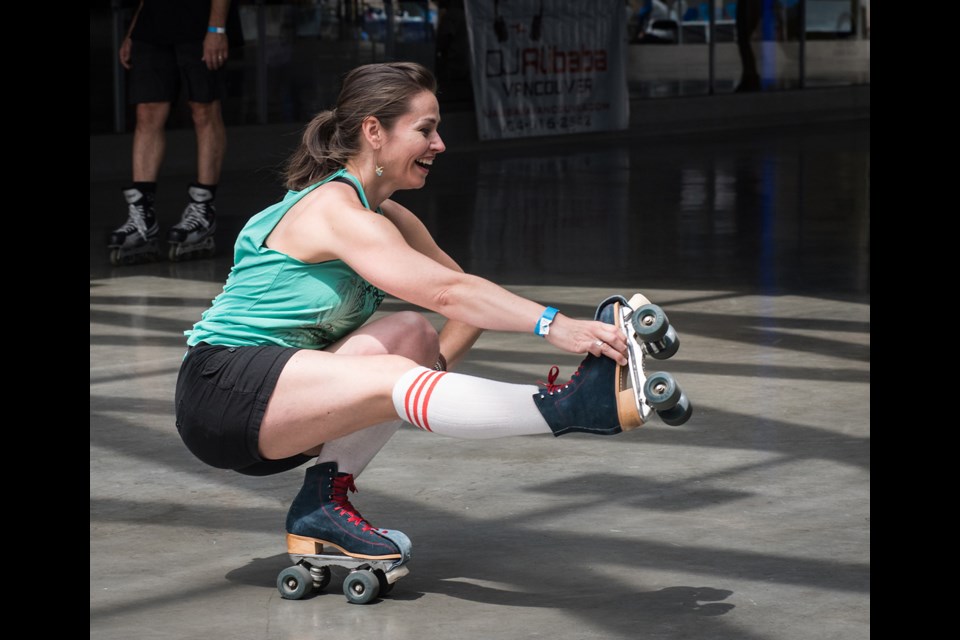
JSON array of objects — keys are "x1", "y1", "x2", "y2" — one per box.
[
  {"x1": 128, "y1": 39, "x2": 225, "y2": 105},
  {"x1": 174, "y1": 343, "x2": 315, "y2": 476}
]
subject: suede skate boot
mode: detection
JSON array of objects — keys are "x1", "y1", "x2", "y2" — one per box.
[
  {"x1": 286, "y1": 462, "x2": 405, "y2": 560},
  {"x1": 533, "y1": 295, "x2": 642, "y2": 436}
]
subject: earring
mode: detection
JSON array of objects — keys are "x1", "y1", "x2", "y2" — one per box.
[{"x1": 375, "y1": 165, "x2": 384, "y2": 177}]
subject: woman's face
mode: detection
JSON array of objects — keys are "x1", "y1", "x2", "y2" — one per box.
[{"x1": 378, "y1": 90, "x2": 446, "y2": 190}]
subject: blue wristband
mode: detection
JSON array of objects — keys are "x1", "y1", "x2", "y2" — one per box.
[
  {"x1": 534, "y1": 307, "x2": 559, "y2": 337},
  {"x1": 208, "y1": 26, "x2": 226, "y2": 34}
]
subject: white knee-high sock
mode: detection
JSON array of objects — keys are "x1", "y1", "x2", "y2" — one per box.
[
  {"x1": 391, "y1": 367, "x2": 552, "y2": 439},
  {"x1": 314, "y1": 420, "x2": 402, "y2": 478}
]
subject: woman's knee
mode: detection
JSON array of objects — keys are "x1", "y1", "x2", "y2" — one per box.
[
  {"x1": 329, "y1": 312, "x2": 439, "y2": 363},
  {"x1": 388, "y1": 312, "x2": 439, "y2": 363},
  {"x1": 341, "y1": 312, "x2": 438, "y2": 362}
]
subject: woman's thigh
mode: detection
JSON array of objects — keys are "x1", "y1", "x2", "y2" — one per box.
[{"x1": 257, "y1": 347, "x2": 418, "y2": 460}]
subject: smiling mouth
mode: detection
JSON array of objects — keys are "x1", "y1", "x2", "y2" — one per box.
[{"x1": 415, "y1": 158, "x2": 433, "y2": 170}]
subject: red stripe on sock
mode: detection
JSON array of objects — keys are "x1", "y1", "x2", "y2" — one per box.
[
  {"x1": 419, "y1": 371, "x2": 447, "y2": 432},
  {"x1": 411, "y1": 370, "x2": 442, "y2": 430},
  {"x1": 404, "y1": 370, "x2": 434, "y2": 428}
]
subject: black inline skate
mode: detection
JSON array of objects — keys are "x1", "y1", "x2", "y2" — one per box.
[
  {"x1": 167, "y1": 184, "x2": 217, "y2": 262},
  {"x1": 108, "y1": 187, "x2": 161, "y2": 266}
]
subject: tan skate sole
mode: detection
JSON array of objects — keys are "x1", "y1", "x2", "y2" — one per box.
[
  {"x1": 286, "y1": 533, "x2": 402, "y2": 561},
  {"x1": 615, "y1": 294, "x2": 656, "y2": 432}
]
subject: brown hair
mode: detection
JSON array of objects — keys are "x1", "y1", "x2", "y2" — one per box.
[{"x1": 283, "y1": 61, "x2": 438, "y2": 190}]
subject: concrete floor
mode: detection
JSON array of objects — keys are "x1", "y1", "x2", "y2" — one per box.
[{"x1": 90, "y1": 114, "x2": 869, "y2": 639}]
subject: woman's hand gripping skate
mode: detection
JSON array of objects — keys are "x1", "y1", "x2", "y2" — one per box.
[{"x1": 545, "y1": 314, "x2": 628, "y2": 365}]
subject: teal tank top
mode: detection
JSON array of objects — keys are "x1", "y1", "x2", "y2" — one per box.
[{"x1": 185, "y1": 169, "x2": 385, "y2": 349}]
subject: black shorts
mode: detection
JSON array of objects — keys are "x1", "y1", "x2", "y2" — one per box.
[
  {"x1": 174, "y1": 343, "x2": 314, "y2": 476},
  {"x1": 128, "y1": 39, "x2": 225, "y2": 105}
]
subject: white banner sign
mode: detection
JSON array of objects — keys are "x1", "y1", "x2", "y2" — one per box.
[{"x1": 463, "y1": 0, "x2": 629, "y2": 140}]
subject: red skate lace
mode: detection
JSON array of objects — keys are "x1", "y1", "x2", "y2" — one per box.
[
  {"x1": 539, "y1": 364, "x2": 583, "y2": 393},
  {"x1": 331, "y1": 474, "x2": 376, "y2": 532}
]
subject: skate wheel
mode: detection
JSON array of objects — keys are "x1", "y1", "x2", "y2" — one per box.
[
  {"x1": 109, "y1": 249, "x2": 121, "y2": 266},
  {"x1": 647, "y1": 325, "x2": 680, "y2": 360},
  {"x1": 168, "y1": 245, "x2": 181, "y2": 262},
  {"x1": 343, "y1": 569, "x2": 380, "y2": 604},
  {"x1": 644, "y1": 371, "x2": 682, "y2": 411},
  {"x1": 373, "y1": 568, "x2": 394, "y2": 596},
  {"x1": 658, "y1": 391, "x2": 693, "y2": 426},
  {"x1": 631, "y1": 304, "x2": 669, "y2": 343},
  {"x1": 277, "y1": 564, "x2": 315, "y2": 600}
]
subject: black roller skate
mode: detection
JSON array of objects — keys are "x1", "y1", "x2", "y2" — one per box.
[
  {"x1": 108, "y1": 187, "x2": 161, "y2": 266},
  {"x1": 167, "y1": 184, "x2": 217, "y2": 262}
]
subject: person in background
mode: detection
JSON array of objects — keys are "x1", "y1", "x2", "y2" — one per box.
[{"x1": 109, "y1": 0, "x2": 241, "y2": 265}]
